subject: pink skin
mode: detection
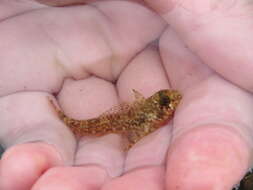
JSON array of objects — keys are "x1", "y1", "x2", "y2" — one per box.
[{"x1": 0, "y1": 0, "x2": 253, "y2": 190}]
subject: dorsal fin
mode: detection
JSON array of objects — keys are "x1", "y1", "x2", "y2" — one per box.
[{"x1": 99, "y1": 89, "x2": 146, "y2": 117}]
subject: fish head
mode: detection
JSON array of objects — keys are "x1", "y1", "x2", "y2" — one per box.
[{"x1": 157, "y1": 89, "x2": 182, "y2": 111}]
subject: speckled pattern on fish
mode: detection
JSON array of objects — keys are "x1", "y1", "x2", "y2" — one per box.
[{"x1": 50, "y1": 89, "x2": 182, "y2": 150}]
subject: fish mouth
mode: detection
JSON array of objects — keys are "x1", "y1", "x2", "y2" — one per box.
[
  {"x1": 168, "y1": 91, "x2": 182, "y2": 110},
  {"x1": 169, "y1": 100, "x2": 180, "y2": 110}
]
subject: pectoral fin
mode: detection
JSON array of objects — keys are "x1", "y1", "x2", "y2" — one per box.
[{"x1": 132, "y1": 89, "x2": 145, "y2": 101}]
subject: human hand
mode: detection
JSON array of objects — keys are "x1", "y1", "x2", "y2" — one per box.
[
  {"x1": 0, "y1": 1, "x2": 253, "y2": 190},
  {"x1": 141, "y1": 0, "x2": 253, "y2": 189},
  {"x1": 0, "y1": 1, "x2": 166, "y2": 189}
]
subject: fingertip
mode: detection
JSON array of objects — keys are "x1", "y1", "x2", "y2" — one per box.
[
  {"x1": 102, "y1": 167, "x2": 165, "y2": 190},
  {"x1": 0, "y1": 142, "x2": 63, "y2": 190},
  {"x1": 32, "y1": 165, "x2": 109, "y2": 190},
  {"x1": 165, "y1": 126, "x2": 250, "y2": 190}
]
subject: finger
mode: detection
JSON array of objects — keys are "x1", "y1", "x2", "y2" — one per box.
[
  {"x1": 145, "y1": 0, "x2": 253, "y2": 92},
  {"x1": 0, "y1": 1, "x2": 166, "y2": 96},
  {"x1": 0, "y1": 92, "x2": 76, "y2": 190},
  {"x1": 102, "y1": 166, "x2": 165, "y2": 190},
  {"x1": 32, "y1": 166, "x2": 109, "y2": 190},
  {"x1": 57, "y1": 77, "x2": 125, "y2": 178},
  {"x1": 0, "y1": 143, "x2": 61, "y2": 190},
  {"x1": 160, "y1": 28, "x2": 253, "y2": 190}
]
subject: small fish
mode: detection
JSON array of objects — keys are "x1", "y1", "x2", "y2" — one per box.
[{"x1": 49, "y1": 89, "x2": 182, "y2": 150}]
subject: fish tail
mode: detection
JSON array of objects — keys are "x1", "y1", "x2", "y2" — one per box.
[{"x1": 48, "y1": 98, "x2": 114, "y2": 136}]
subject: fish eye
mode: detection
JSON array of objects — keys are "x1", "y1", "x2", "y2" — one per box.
[{"x1": 159, "y1": 93, "x2": 171, "y2": 107}]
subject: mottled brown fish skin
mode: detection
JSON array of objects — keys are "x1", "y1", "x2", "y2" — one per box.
[{"x1": 50, "y1": 89, "x2": 182, "y2": 149}]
